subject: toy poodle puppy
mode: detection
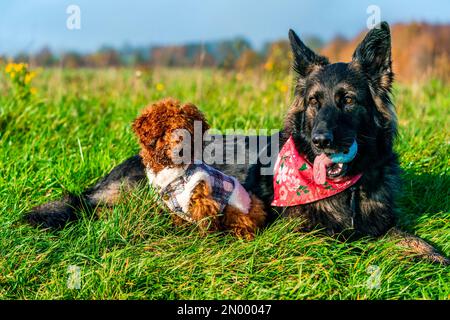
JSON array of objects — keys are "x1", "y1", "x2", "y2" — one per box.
[{"x1": 132, "y1": 98, "x2": 266, "y2": 239}]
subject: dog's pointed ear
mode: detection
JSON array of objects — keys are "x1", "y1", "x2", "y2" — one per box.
[
  {"x1": 289, "y1": 29, "x2": 329, "y2": 78},
  {"x1": 352, "y1": 22, "x2": 393, "y2": 93}
]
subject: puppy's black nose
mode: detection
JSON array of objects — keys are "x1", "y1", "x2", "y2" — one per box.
[{"x1": 312, "y1": 132, "x2": 333, "y2": 149}]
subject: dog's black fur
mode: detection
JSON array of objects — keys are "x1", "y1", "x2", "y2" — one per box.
[
  {"x1": 252, "y1": 23, "x2": 399, "y2": 238},
  {"x1": 24, "y1": 22, "x2": 449, "y2": 265}
]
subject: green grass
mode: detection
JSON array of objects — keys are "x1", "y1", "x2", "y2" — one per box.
[{"x1": 0, "y1": 68, "x2": 449, "y2": 299}]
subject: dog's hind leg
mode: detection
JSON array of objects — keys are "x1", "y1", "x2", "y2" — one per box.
[
  {"x1": 24, "y1": 155, "x2": 147, "y2": 229},
  {"x1": 386, "y1": 227, "x2": 450, "y2": 266}
]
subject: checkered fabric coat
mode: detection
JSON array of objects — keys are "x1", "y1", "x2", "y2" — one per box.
[{"x1": 146, "y1": 163, "x2": 251, "y2": 223}]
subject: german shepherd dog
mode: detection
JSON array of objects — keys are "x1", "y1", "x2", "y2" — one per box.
[{"x1": 25, "y1": 22, "x2": 448, "y2": 265}]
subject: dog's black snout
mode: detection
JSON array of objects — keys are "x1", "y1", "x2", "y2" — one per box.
[{"x1": 312, "y1": 132, "x2": 333, "y2": 149}]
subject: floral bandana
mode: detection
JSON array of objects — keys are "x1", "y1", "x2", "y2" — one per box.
[{"x1": 271, "y1": 136, "x2": 362, "y2": 207}]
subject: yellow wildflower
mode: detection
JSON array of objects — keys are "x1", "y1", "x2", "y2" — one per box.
[
  {"x1": 30, "y1": 87, "x2": 37, "y2": 95},
  {"x1": 279, "y1": 84, "x2": 288, "y2": 93},
  {"x1": 24, "y1": 71, "x2": 36, "y2": 84},
  {"x1": 10, "y1": 71, "x2": 15, "y2": 79},
  {"x1": 5, "y1": 63, "x2": 13, "y2": 74},
  {"x1": 14, "y1": 63, "x2": 23, "y2": 73},
  {"x1": 275, "y1": 80, "x2": 288, "y2": 93},
  {"x1": 156, "y1": 83, "x2": 164, "y2": 91}
]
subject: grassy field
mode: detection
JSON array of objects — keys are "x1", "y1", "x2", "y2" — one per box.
[{"x1": 0, "y1": 66, "x2": 449, "y2": 299}]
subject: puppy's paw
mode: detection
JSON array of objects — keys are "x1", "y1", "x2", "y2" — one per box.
[
  {"x1": 189, "y1": 181, "x2": 221, "y2": 232},
  {"x1": 222, "y1": 195, "x2": 267, "y2": 239}
]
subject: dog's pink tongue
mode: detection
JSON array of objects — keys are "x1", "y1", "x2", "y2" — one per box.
[{"x1": 313, "y1": 154, "x2": 333, "y2": 185}]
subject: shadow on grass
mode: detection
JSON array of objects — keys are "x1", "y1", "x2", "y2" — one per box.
[
  {"x1": 397, "y1": 170, "x2": 449, "y2": 229},
  {"x1": 394, "y1": 170, "x2": 449, "y2": 258}
]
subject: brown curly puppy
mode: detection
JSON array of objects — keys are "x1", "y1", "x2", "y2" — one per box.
[{"x1": 132, "y1": 98, "x2": 266, "y2": 239}]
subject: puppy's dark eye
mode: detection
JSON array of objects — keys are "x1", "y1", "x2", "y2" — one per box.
[
  {"x1": 309, "y1": 97, "x2": 318, "y2": 107},
  {"x1": 148, "y1": 139, "x2": 157, "y2": 148}
]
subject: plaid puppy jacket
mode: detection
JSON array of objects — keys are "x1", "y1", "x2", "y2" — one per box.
[{"x1": 146, "y1": 163, "x2": 251, "y2": 223}]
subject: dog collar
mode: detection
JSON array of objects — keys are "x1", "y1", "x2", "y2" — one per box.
[{"x1": 271, "y1": 136, "x2": 362, "y2": 207}]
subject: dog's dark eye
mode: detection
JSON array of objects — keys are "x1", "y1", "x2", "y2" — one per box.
[
  {"x1": 344, "y1": 96, "x2": 354, "y2": 105},
  {"x1": 148, "y1": 139, "x2": 157, "y2": 148},
  {"x1": 309, "y1": 97, "x2": 318, "y2": 107}
]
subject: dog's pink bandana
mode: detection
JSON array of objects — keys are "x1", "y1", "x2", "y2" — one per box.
[{"x1": 271, "y1": 136, "x2": 362, "y2": 207}]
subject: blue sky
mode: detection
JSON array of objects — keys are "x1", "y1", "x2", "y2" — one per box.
[{"x1": 0, "y1": 0, "x2": 449, "y2": 55}]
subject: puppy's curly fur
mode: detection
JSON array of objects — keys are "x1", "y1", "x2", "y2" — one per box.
[
  {"x1": 132, "y1": 98, "x2": 209, "y2": 173},
  {"x1": 133, "y1": 98, "x2": 266, "y2": 238}
]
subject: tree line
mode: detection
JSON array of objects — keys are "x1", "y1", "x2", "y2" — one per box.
[{"x1": 2, "y1": 22, "x2": 448, "y2": 82}]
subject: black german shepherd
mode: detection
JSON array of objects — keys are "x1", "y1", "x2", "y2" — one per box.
[{"x1": 25, "y1": 22, "x2": 448, "y2": 265}]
